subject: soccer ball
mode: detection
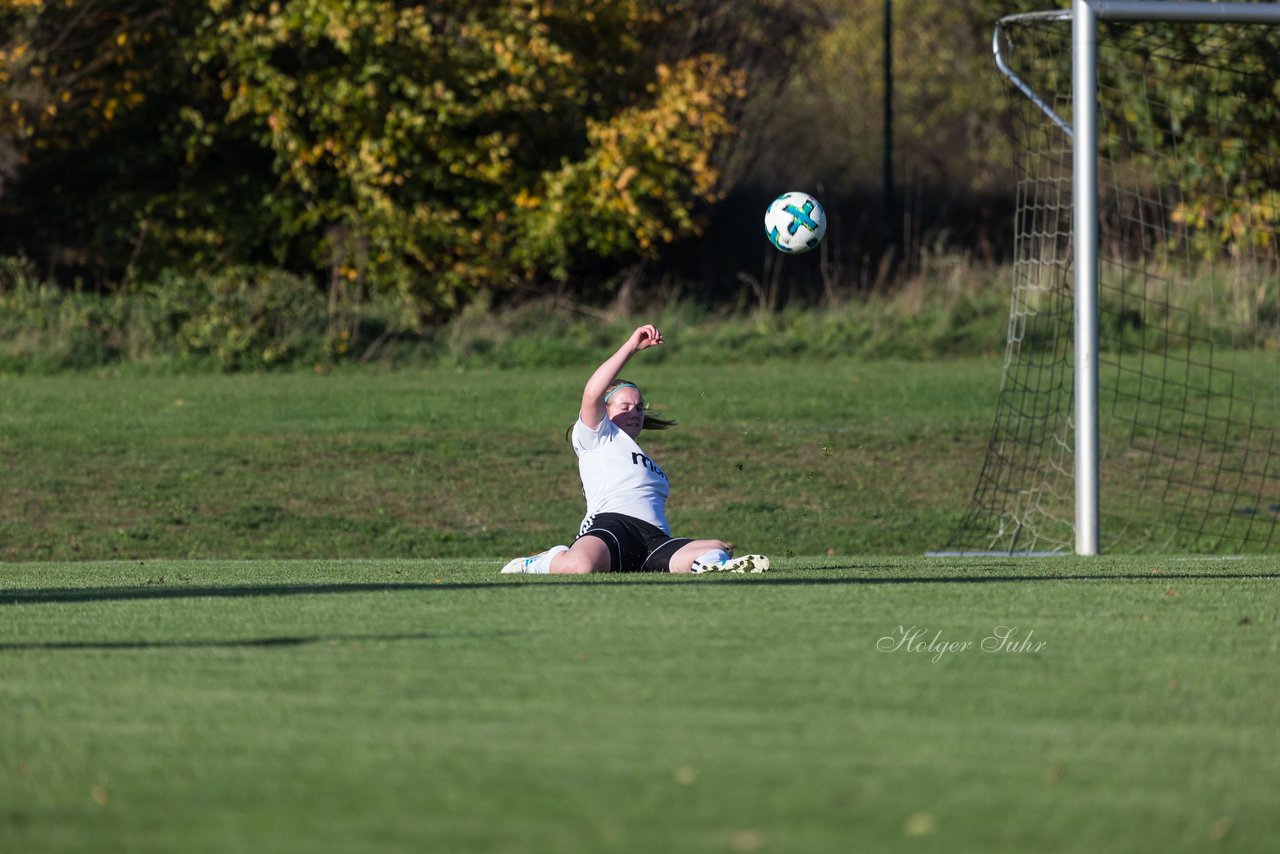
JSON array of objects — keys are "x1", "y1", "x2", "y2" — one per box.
[{"x1": 764, "y1": 191, "x2": 827, "y2": 254}]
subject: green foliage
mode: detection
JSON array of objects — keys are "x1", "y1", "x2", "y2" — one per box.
[
  {"x1": 1099, "y1": 22, "x2": 1280, "y2": 263},
  {"x1": 2, "y1": 0, "x2": 757, "y2": 311},
  {"x1": 0, "y1": 255, "x2": 120, "y2": 371},
  {"x1": 190, "y1": 0, "x2": 751, "y2": 307},
  {"x1": 6, "y1": 251, "x2": 1279, "y2": 375},
  {"x1": 516, "y1": 55, "x2": 745, "y2": 280},
  {"x1": 171, "y1": 267, "x2": 328, "y2": 370},
  {"x1": 5, "y1": 0, "x2": 1278, "y2": 329},
  {"x1": 0, "y1": 252, "x2": 1018, "y2": 372},
  {"x1": 0, "y1": 258, "x2": 333, "y2": 371},
  {"x1": 0, "y1": 2, "x2": 220, "y2": 273}
]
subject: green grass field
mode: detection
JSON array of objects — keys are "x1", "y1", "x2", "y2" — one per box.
[
  {"x1": 3, "y1": 558, "x2": 1278, "y2": 853},
  {"x1": 3, "y1": 363, "x2": 1280, "y2": 852},
  {"x1": 0, "y1": 359, "x2": 998, "y2": 561}
]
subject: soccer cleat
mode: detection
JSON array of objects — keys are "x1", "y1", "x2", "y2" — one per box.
[
  {"x1": 500, "y1": 545, "x2": 568, "y2": 574},
  {"x1": 690, "y1": 554, "x2": 770, "y2": 574}
]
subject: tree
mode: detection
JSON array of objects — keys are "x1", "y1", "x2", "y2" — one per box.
[
  {"x1": 0, "y1": 1, "x2": 222, "y2": 284},
  {"x1": 1, "y1": 1, "x2": 756, "y2": 315}
]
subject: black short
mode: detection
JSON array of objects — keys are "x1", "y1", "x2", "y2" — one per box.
[{"x1": 577, "y1": 513, "x2": 692, "y2": 573}]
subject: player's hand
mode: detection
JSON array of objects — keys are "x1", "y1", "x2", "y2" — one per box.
[{"x1": 630, "y1": 324, "x2": 664, "y2": 351}]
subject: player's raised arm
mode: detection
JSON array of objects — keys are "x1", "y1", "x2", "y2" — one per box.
[{"x1": 579, "y1": 325, "x2": 664, "y2": 429}]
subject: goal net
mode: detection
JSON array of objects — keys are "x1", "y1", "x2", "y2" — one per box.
[{"x1": 947, "y1": 5, "x2": 1280, "y2": 554}]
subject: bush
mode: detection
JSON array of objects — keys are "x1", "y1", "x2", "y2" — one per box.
[
  {"x1": 173, "y1": 268, "x2": 327, "y2": 371},
  {"x1": 0, "y1": 255, "x2": 1018, "y2": 374},
  {"x1": 0, "y1": 256, "x2": 122, "y2": 372},
  {"x1": 0, "y1": 259, "x2": 331, "y2": 373}
]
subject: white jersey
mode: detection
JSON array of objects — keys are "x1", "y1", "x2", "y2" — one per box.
[{"x1": 571, "y1": 417, "x2": 670, "y2": 534}]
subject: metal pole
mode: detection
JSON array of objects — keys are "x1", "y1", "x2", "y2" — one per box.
[
  {"x1": 1093, "y1": 1, "x2": 1280, "y2": 24},
  {"x1": 1073, "y1": 0, "x2": 1100, "y2": 555},
  {"x1": 883, "y1": 0, "x2": 897, "y2": 262}
]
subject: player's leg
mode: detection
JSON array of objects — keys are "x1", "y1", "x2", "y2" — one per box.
[
  {"x1": 500, "y1": 515, "x2": 629, "y2": 575},
  {"x1": 669, "y1": 539, "x2": 771, "y2": 574},
  {"x1": 548, "y1": 534, "x2": 612, "y2": 574},
  {"x1": 667, "y1": 539, "x2": 731, "y2": 573}
]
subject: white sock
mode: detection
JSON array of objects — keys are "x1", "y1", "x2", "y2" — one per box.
[
  {"x1": 691, "y1": 548, "x2": 730, "y2": 571},
  {"x1": 529, "y1": 545, "x2": 568, "y2": 574}
]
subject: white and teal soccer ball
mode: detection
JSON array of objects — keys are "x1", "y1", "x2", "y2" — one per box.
[{"x1": 764, "y1": 191, "x2": 827, "y2": 254}]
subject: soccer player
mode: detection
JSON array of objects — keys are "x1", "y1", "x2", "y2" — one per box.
[{"x1": 500, "y1": 323, "x2": 770, "y2": 575}]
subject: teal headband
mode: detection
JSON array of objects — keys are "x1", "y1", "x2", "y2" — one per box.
[{"x1": 604, "y1": 382, "x2": 639, "y2": 403}]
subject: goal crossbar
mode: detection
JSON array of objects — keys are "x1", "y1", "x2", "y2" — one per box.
[{"x1": 1093, "y1": 1, "x2": 1280, "y2": 24}]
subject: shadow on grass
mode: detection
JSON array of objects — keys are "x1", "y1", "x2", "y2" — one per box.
[
  {"x1": 0, "y1": 581, "x2": 506, "y2": 606},
  {"x1": 3, "y1": 568, "x2": 1277, "y2": 607},
  {"x1": 0, "y1": 630, "x2": 516, "y2": 653}
]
